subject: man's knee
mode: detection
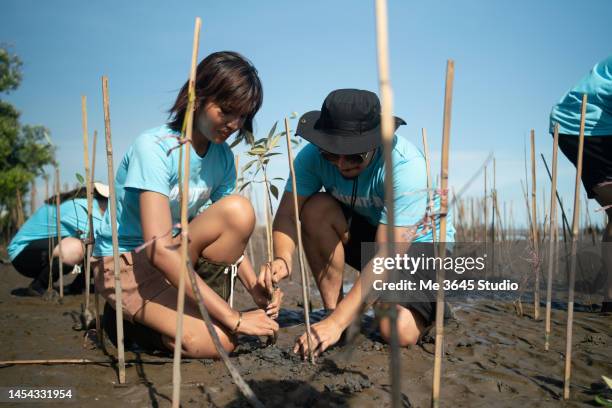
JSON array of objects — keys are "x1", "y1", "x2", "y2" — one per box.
[{"x1": 301, "y1": 193, "x2": 345, "y2": 236}]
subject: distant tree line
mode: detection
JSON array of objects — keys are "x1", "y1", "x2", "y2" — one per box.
[{"x1": 0, "y1": 46, "x2": 55, "y2": 244}]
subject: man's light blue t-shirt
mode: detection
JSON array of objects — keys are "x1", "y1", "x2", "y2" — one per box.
[
  {"x1": 285, "y1": 135, "x2": 455, "y2": 242},
  {"x1": 94, "y1": 125, "x2": 236, "y2": 256},
  {"x1": 8, "y1": 198, "x2": 103, "y2": 261},
  {"x1": 550, "y1": 56, "x2": 612, "y2": 136}
]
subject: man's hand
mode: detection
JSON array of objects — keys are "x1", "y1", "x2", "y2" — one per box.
[
  {"x1": 249, "y1": 282, "x2": 283, "y2": 319},
  {"x1": 293, "y1": 316, "x2": 343, "y2": 359},
  {"x1": 258, "y1": 258, "x2": 290, "y2": 296}
]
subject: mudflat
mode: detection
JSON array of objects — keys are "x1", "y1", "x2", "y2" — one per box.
[{"x1": 0, "y1": 262, "x2": 610, "y2": 407}]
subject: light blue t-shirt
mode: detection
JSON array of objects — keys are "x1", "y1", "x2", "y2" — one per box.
[
  {"x1": 8, "y1": 198, "x2": 103, "y2": 261},
  {"x1": 550, "y1": 56, "x2": 612, "y2": 136},
  {"x1": 94, "y1": 125, "x2": 236, "y2": 256},
  {"x1": 285, "y1": 135, "x2": 455, "y2": 242}
]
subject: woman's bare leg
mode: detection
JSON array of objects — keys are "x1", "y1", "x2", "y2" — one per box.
[{"x1": 134, "y1": 195, "x2": 255, "y2": 357}]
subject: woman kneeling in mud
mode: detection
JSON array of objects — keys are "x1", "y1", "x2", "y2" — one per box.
[{"x1": 93, "y1": 51, "x2": 280, "y2": 358}]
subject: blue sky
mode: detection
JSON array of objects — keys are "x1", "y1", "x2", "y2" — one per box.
[{"x1": 2, "y1": 0, "x2": 611, "y2": 228}]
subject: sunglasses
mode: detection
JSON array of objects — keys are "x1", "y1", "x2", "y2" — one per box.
[{"x1": 319, "y1": 149, "x2": 374, "y2": 165}]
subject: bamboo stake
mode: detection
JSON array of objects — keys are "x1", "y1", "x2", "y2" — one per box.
[
  {"x1": 30, "y1": 180, "x2": 36, "y2": 215},
  {"x1": 54, "y1": 166, "x2": 64, "y2": 299},
  {"x1": 374, "y1": 1, "x2": 400, "y2": 406},
  {"x1": 45, "y1": 175, "x2": 53, "y2": 294},
  {"x1": 564, "y1": 94, "x2": 587, "y2": 400},
  {"x1": 545, "y1": 124, "x2": 559, "y2": 351},
  {"x1": 81, "y1": 95, "x2": 93, "y2": 326},
  {"x1": 531, "y1": 129, "x2": 540, "y2": 320},
  {"x1": 484, "y1": 165, "x2": 488, "y2": 275},
  {"x1": 284, "y1": 117, "x2": 314, "y2": 364},
  {"x1": 172, "y1": 17, "x2": 200, "y2": 408},
  {"x1": 432, "y1": 59, "x2": 454, "y2": 408},
  {"x1": 90, "y1": 130, "x2": 102, "y2": 344},
  {"x1": 0, "y1": 358, "x2": 195, "y2": 365},
  {"x1": 422, "y1": 128, "x2": 437, "y2": 244},
  {"x1": 101, "y1": 75, "x2": 126, "y2": 384},
  {"x1": 492, "y1": 158, "x2": 496, "y2": 276}
]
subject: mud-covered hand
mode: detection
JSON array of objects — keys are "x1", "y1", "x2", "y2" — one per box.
[
  {"x1": 249, "y1": 283, "x2": 283, "y2": 319},
  {"x1": 235, "y1": 309, "x2": 279, "y2": 337},
  {"x1": 257, "y1": 258, "x2": 290, "y2": 296},
  {"x1": 293, "y1": 316, "x2": 343, "y2": 359}
]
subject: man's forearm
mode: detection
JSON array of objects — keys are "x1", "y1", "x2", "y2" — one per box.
[{"x1": 272, "y1": 214, "x2": 298, "y2": 272}]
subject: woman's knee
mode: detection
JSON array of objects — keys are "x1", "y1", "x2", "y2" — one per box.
[
  {"x1": 217, "y1": 195, "x2": 255, "y2": 237},
  {"x1": 52, "y1": 237, "x2": 84, "y2": 265},
  {"x1": 181, "y1": 327, "x2": 236, "y2": 358}
]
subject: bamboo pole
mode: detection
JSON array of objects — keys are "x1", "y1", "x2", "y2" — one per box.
[
  {"x1": 172, "y1": 17, "x2": 200, "y2": 408},
  {"x1": 284, "y1": 117, "x2": 314, "y2": 364},
  {"x1": 81, "y1": 95, "x2": 93, "y2": 325},
  {"x1": 90, "y1": 130, "x2": 102, "y2": 344},
  {"x1": 564, "y1": 94, "x2": 587, "y2": 400},
  {"x1": 101, "y1": 75, "x2": 126, "y2": 384},
  {"x1": 54, "y1": 166, "x2": 64, "y2": 299},
  {"x1": 374, "y1": 1, "x2": 401, "y2": 406},
  {"x1": 422, "y1": 128, "x2": 437, "y2": 244},
  {"x1": 432, "y1": 59, "x2": 454, "y2": 408},
  {"x1": 45, "y1": 175, "x2": 53, "y2": 293},
  {"x1": 531, "y1": 129, "x2": 540, "y2": 320},
  {"x1": 484, "y1": 165, "x2": 488, "y2": 275},
  {"x1": 30, "y1": 180, "x2": 36, "y2": 215},
  {"x1": 545, "y1": 124, "x2": 559, "y2": 351},
  {"x1": 492, "y1": 158, "x2": 496, "y2": 276}
]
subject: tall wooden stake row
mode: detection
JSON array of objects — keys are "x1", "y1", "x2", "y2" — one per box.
[
  {"x1": 101, "y1": 75, "x2": 126, "y2": 384},
  {"x1": 563, "y1": 94, "x2": 587, "y2": 400},
  {"x1": 374, "y1": 0, "x2": 400, "y2": 406},
  {"x1": 432, "y1": 59, "x2": 454, "y2": 408},
  {"x1": 172, "y1": 17, "x2": 201, "y2": 408},
  {"x1": 284, "y1": 118, "x2": 314, "y2": 364},
  {"x1": 530, "y1": 129, "x2": 540, "y2": 320},
  {"x1": 544, "y1": 124, "x2": 559, "y2": 351}
]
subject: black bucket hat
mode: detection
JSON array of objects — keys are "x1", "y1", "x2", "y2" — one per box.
[{"x1": 296, "y1": 89, "x2": 406, "y2": 155}]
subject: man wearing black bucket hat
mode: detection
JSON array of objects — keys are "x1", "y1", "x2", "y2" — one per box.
[{"x1": 257, "y1": 89, "x2": 455, "y2": 357}]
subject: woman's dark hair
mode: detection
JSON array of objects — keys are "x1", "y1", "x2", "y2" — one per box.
[{"x1": 167, "y1": 51, "x2": 263, "y2": 136}]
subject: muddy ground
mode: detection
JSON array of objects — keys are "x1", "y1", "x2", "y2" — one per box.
[{"x1": 0, "y1": 256, "x2": 610, "y2": 407}]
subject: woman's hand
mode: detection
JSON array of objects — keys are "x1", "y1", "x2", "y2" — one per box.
[
  {"x1": 293, "y1": 316, "x2": 343, "y2": 359},
  {"x1": 257, "y1": 258, "x2": 290, "y2": 296},
  {"x1": 235, "y1": 309, "x2": 279, "y2": 337},
  {"x1": 249, "y1": 283, "x2": 284, "y2": 319}
]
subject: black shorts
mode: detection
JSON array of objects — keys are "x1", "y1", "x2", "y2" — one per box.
[
  {"x1": 11, "y1": 237, "x2": 76, "y2": 284},
  {"x1": 337, "y1": 201, "x2": 452, "y2": 326},
  {"x1": 557, "y1": 134, "x2": 612, "y2": 199}
]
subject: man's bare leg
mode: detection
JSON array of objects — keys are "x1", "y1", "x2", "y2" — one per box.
[
  {"x1": 301, "y1": 193, "x2": 349, "y2": 309},
  {"x1": 592, "y1": 183, "x2": 612, "y2": 307}
]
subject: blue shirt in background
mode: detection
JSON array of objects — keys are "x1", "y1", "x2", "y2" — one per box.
[
  {"x1": 8, "y1": 198, "x2": 103, "y2": 261},
  {"x1": 550, "y1": 56, "x2": 612, "y2": 136},
  {"x1": 94, "y1": 125, "x2": 236, "y2": 256},
  {"x1": 285, "y1": 135, "x2": 455, "y2": 242}
]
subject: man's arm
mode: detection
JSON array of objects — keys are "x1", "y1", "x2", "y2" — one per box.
[{"x1": 294, "y1": 223, "x2": 414, "y2": 357}]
